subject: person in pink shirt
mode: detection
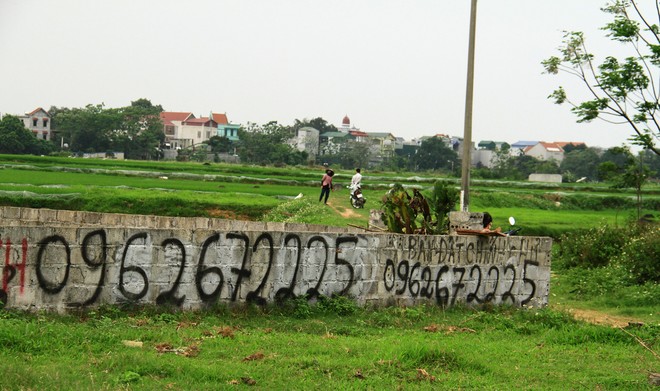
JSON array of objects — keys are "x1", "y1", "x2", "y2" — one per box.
[{"x1": 319, "y1": 169, "x2": 334, "y2": 204}]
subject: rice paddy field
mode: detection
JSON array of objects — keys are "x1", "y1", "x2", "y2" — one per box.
[
  {"x1": 0, "y1": 154, "x2": 659, "y2": 389},
  {"x1": 0, "y1": 154, "x2": 658, "y2": 237}
]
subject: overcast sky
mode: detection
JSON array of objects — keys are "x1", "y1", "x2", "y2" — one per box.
[{"x1": 0, "y1": 0, "x2": 647, "y2": 150}]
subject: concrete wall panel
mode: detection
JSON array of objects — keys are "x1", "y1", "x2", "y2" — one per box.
[{"x1": 0, "y1": 207, "x2": 551, "y2": 312}]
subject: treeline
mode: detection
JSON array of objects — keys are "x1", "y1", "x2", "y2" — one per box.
[
  {"x1": 2, "y1": 100, "x2": 659, "y2": 185},
  {"x1": 473, "y1": 144, "x2": 660, "y2": 183},
  {"x1": 50, "y1": 99, "x2": 165, "y2": 160}
]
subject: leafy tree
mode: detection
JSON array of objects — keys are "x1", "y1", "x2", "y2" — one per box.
[
  {"x1": 535, "y1": 160, "x2": 561, "y2": 174},
  {"x1": 129, "y1": 98, "x2": 163, "y2": 113},
  {"x1": 562, "y1": 143, "x2": 587, "y2": 153},
  {"x1": 113, "y1": 100, "x2": 164, "y2": 159},
  {"x1": 641, "y1": 149, "x2": 660, "y2": 179},
  {"x1": 51, "y1": 100, "x2": 165, "y2": 159},
  {"x1": 412, "y1": 137, "x2": 458, "y2": 171},
  {"x1": 52, "y1": 104, "x2": 119, "y2": 152},
  {"x1": 292, "y1": 117, "x2": 338, "y2": 134},
  {"x1": 598, "y1": 146, "x2": 649, "y2": 218},
  {"x1": 336, "y1": 141, "x2": 371, "y2": 169},
  {"x1": 543, "y1": 0, "x2": 660, "y2": 155},
  {"x1": 511, "y1": 155, "x2": 551, "y2": 179},
  {"x1": 560, "y1": 147, "x2": 602, "y2": 180},
  {"x1": 237, "y1": 121, "x2": 303, "y2": 165},
  {"x1": 0, "y1": 115, "x2": 54, "y2": 155},
  {"x1": 490, "y1": 150, "x2": 554, "y2": 180},
  {"x1": 206, "y1": 136, "x2": 233, "y2": 154}
]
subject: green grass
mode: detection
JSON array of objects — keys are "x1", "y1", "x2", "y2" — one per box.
[
  {"x1": 0, "y1": 303, "x2": 657, "y2": 390},
  {"x1": 0, "y1": 155, "x2": 658, "y2": 389},
  {"x1": 2, "y1": 159, "x2": 657, "y2": 238}
]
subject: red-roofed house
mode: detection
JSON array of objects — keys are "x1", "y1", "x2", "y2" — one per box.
[
  {"x1": 348, "y1": 130, "x2": 369, "y2": 142},
  {"x1": 524, "y1": 141, "x2": 565, "y2": 162},
  {"x1": 160, "y1": 112, "x2": 195, "y2": 149},
  {"x1": 19, "y1": 107, "x2": 51, "y2": 141},
  {"x1": 160, "y1": 111, "x2": 239, "y2": 149}
]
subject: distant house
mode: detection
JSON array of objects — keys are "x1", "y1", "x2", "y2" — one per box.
[
  {"x1": 319, "y1": 131, "x2": 355, "y2": 155},
  {"x1": 511, "y1": 140, "x2": 539, "y2": 155},
  {"x1": 348, "y1": 129, "x2": 369, "y2": 143},
  {"x1": 524, "y1": 141, "x2": 564, "y2": 162},
  {"x1": 289, "y1": 126, "x2": 319, "y2": 160},
  {"x1": 474, "y1": 140, "x2": 511, "y2": 168},
  {"x1": 212, "y1": 112, "x2": 240, "y2": 142},
  {"x1": 160, "y1": 111, "x2": 237, "y2": 150},
  {"x1": 472, "y1": 149, "x2": 496, "y2": 168},
  {"x1": 367, "y1": 132, "x2": 397, "y2": 159},
  {"x1": 160, "y1": 112, "x2": 195, "y2": 149},
  {"x1": 19, "y1": 107, "x2": 52, "y2": 141}
]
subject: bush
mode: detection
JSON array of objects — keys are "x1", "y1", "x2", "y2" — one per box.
[
  {"x1": 555, "y1": 225, "x2": 633, "y2": 269},
  {"x1": 613, "y1": 226, "x2": 660, "y2": 284}
]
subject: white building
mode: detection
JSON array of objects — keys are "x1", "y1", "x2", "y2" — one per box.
[
  {"x1": 289, "y1": 126, "x2": 319, "y2": 160},
  {"x1": 19, "y1": 107, "x2": 52, "y2": 141}
]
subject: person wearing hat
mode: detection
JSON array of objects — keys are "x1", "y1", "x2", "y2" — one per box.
[{"x1": 319, "y1": 169, "x2": 334, "y2": 204}]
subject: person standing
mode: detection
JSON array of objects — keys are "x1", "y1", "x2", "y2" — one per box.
[{"x1": 319, "y1": 169, "x2": 334, "y2": 204}]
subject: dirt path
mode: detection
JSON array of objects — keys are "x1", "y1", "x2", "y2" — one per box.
[
  {"x1": 326, "y1": 198, "x2": 363, "y2": 219},
  {"x1": 551, "y1": 305, "x2": 645, "y2": 328}
]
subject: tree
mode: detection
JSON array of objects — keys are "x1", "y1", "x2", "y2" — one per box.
[
  {"x1": 641, "y1": 148, "x2": 660, "y2": 179},
  {"x1": 206, "y1": 135, "x2": 233, "y2": 154},
  {"x1": 129, "y1": 98, "x2": 163, "y2": 113},
  {"x1": 113, "y1": 100, "x2": 164, "y2": 159},
  {"x1": 51, "y1": 100, "x2": 165, "y2": 159},
  {"x1": 0, "y1": 115, "x2": 54, "y2": 155},
  {"x1": 52, "y1": 104, "x2": 119, "y2": 152},
  {"x1": 412, "y1": 137, "x2": 458, "y2": 171},
  {"x1": 237, "y1": 121, "x2": 303, "y2": 165},
  {"x1": 543, "y1": 0, "x2": 660, "y2": 156},
  {"x1": 292, "y1": 117, "x2": 338, "y2": 134},
  {"x1": 336, "y1": 141, "x2": 371, "y2": 169},
  {"x1": 560, "y1": 147, "x2": 602, "y2": 180}
]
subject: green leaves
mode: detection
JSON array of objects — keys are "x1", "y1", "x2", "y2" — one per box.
[
  {"x1": 543, "y1": 1, "x2": 660, "y2": 156},
  {"x1": 602, "y1": 16, "x2": 640, "y2": 41},
  {"x1": 571, "y1": 98, "x2": 610, "y2": 122},
  {"x1": 548, "y1": 87, "x2": 566, "y2": 104}
]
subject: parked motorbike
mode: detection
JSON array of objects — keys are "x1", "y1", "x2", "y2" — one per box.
[
  {"x1": 348, "y1": 183, "x2": 366, "y2": 209},
  {"x1": 504, "y1": 216, "x2": 522, "y2": 236}
]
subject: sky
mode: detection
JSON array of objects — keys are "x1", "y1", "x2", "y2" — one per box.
[{"x1": 0, "y1": 0, "x2": 648, "y2": 150}]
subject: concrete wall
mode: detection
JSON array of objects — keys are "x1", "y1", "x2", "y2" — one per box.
[
  {"x1": 529, "y1": 173, "x2": 562, "y2": 183},
  {"x1": 0, "y1": 207, "x2": 552, "y2": 312}
]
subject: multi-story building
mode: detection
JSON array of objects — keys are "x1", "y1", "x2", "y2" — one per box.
[
  {"x1": 19, "y1": 107, "x2": 52, "y2": 141},
  {"x1": 288, "y1": 126, "x2": 320, "y2": 161},
  {"x1": 366, "y1": 132, "x2": 397, "y2": 159},
  {"x1": 524, "y1": 141, "x2": 565, "y2": 162},
  {"x1": 160, "y1": 111, "x2": 238, "y2": 150}
]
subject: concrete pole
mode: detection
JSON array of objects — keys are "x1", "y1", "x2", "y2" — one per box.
[{"x1": 460, "y1": 0, "x2": 478, "y2": 212}]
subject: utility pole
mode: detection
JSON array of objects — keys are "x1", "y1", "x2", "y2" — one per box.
[{"x1": 460, "y1": 0, "x2": 478, "y2": 212}]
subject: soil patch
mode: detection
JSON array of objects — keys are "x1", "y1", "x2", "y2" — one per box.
[
  {"x1": 327, "y1": 199, "x2": 363, "y2": 219},
  {"x1": 566, "y1": 308, "x2": 642, "y2": 328},
  {"x1": 206, "y1": 208, "x2": 251, "y2": 221}
]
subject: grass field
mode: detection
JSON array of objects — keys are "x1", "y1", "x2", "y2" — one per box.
[
  {"x1": 0, "y1": 154, "x2": 658, "y2": 389},
  {"x1": 0, "y1": 302, "x2": 658, "y2": 390},
  {"x1": 1, "y1": 154, "x2": 658, "y2": 237}
]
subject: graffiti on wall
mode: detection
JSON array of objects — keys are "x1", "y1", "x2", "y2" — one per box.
[{"x1": 0, "y1": 228, "x2": 550, "y2": 309}]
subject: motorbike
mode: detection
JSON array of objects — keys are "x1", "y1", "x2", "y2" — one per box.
[
  {"x1": 348, "y1": 183, "x2": 367, "y2": 209},
  {"x1": 504, "y1": 216, "x2": 522, "y2": 236}
]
